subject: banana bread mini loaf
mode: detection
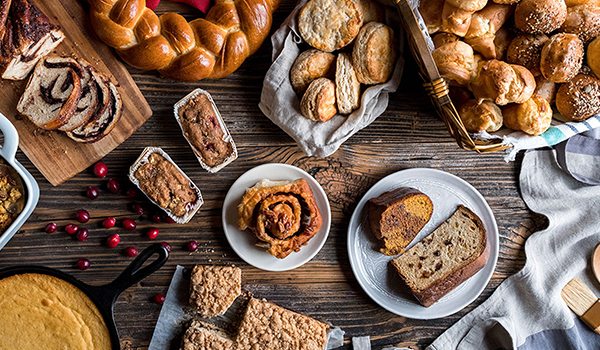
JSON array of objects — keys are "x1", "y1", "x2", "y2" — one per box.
[{"x1": 368, "y1": 187, "x2": 433, "y2": 256}]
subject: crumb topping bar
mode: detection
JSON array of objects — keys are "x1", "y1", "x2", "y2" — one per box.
[
  {"x1": 189, "y1": 265, "x2": 242, "y2": 317},
  {"x1": 181, "y1": 321, "x2": 233, "y2": 350}
]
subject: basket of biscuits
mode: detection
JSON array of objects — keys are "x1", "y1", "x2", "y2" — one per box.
[
  {"x1": 396, "y1": 0, "x2": 600, "y2": 154},
  {"x1": 259, "y1": 0, "x2": 404, "y2": 157}
]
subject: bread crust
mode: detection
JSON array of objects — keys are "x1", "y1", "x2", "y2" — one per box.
[
  {"x1": 419, "y1": 0, "x2": 445, "y2": 34},
  {"x1": 556, "y1": 74, "x2": 600, "y2": 121},
  {"x1": 470, "y1": 59, "x2": 536, "y2": 105},
  {"x1": 458, "y1": 100, "x2": 503, "y2": 133},
  {"x1": 300, "y1": 78, "x2": 337, "y2": 122},
  {"x1": 433, "y1": 41, "x2": 476, "y2": 86},
  {"x1": 560, "y1": 4, "x2": 600, "y2": 44},
  {"x1": 352, "y1": 22, "x2": 396, "y2": 85},
  {"x1": 503, "y1": 96, "x2": 553, "y2": 135},
  {"x1": 507, "y1": 34, "x2": 549, "y2": 76},
  {"x1": 515, "y1": 0, "x2": 567, "y2": 34},
  {"x1": 335, "y1": 53, "x2": 361, "y2": 115},
  {"x1": 540, "y1": 33, "x2": 584, "y2": 83},
  {"x1": 290, "y1": 49, "x2": 335, "y2": 94},
  {"x1": 589, "y1": 37, "x2": 600, "y2": 78}
]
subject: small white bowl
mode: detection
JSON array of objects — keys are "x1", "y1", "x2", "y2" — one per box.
[{"x1": 222, "y1": 163, "x2": 331, "y2": 271}]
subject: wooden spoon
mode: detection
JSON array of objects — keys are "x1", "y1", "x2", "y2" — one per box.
[{"x1": 593, "y1": 243, "x2": 600, "y2": 284}]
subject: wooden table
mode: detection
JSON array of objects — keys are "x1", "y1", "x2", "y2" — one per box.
[{"x1": 0, "y1": 2, "x2": 547, "y2": 349}]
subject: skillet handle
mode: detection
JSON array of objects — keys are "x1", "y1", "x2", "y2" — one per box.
[
  {"x1": 107, "y1": 243, "x2": 169, "y2": 296},
  {"x1": 0, "y1": 113, "x2": 19, "y2": 163}
]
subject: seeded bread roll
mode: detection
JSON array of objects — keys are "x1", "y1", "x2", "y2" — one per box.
[
  {"x1": 290, "y1": 49, "x2": 335, "y2": 94},
  {"x1": 565, "y1": 0, "x2": 600, "y2": 6},
  {"x1": 298, "y1": 0, "x2": 363, "y2": 52},
  {"x1": 556, "y1": 74, "x2": 600, "y2": 121},
  {"x1": 470, "y1": 60, "x2": 536, "y2": 106},
  {"x1": 458, "y1": 100, "x2": 503, "y2": 133},
  {"x1": 589, "y1": 37, "x2": 600, "y2": 78},
  {"x1": 492, "y1": 0, "x2": 520, "y2": 3},
  {"x1": 446, "y1": 0, "x2": 487, "y2": 12},
  {"x1": 560, "y1": 4, "x2": 600, "y2": 44},
  {"x1": 503, "y1": 96, "x2": 553, "y2": 136},
  {"x1": 506, "y1": 34, "x2": 550, "y2": 76},
  {"x1": 432, "y1": 41, "x2": 477, "y2": 86},
  {"x1": 335, "y1": 53, "x2": 361, "y2": 115},
  {"x1": 441, "y1": 3, "x2": 474, "y2": 37},
  {"x1": 352, "y1": 22, "x2": 396, "y2": 84},
  {"x1": 515, "y1": 0, "x2": 567, "y2": 34},
  {"x1": 464, "y1": 3, "x2": 512, "y2": 59},
  {"x1": 540, "y1": 33, "x2": 584, "y2": 83},
  {"x1": 419, "y1": 0, "x2": 445, "y2": 34},
  {"x1": 300, "y1": 78, "x2": 337, "y2": 122}
]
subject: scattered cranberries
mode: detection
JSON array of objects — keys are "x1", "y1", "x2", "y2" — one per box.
[
  {"x1": 65, "y1": 224, "x2": 79, "y2": 235},
  {"x1": 151, "y1": 214, "x2": 162, "y2": 223},
  {"x1": 93, "y1": 162, "x2": 108, "y2": 178},
  {"x1": 126, "y1": 188, "x2": 138, "y2": 199},
  {"x1": 106, "y1": 233, "x2": 121, "y2": 248},
  {"x1": 86, "y1": 186, "x2": 100, "y2": 200},
  {"x1": 132, "y1": 203, "x2": 145, "y2": 216},
  {"x1": 44, "y1": 222, "x2": 57, "y2": 234},
  {"x1": 106, "y1": 178, "x2": 121, "y2": 194},
  {"x1": 75, "y1": 209, "x2": 90, "y2": 223},
  {"x1": 160, "y1": 241, "x2": 172, "y2": 252},
  {"x1": 163, "y1": 216, "x2": 176, "y2": 224},
  {"x1": 122, "y1": 218, "x2": 136, "y2": 231},
  {"x1": 76, "y1": 228, "x2": 89, "y2": 242},
  {"x1": 146, "y1": 228, "x2": 159, "y2": 240},
  {"x1": 102, "y1": 217, "x2": 116, "y2": 229},
  {"x1": 153, "y1": 293, "x2": 166, "y2": 304},
  {"x1": 186, "y1": 240, "x2": 198, "y2": 252},
  {"x1": 76, "y1": 258, "x2": 91, "y2": 270},
  {"x1": 124, "y1": 246, "x2": 139, "y2": 257}
]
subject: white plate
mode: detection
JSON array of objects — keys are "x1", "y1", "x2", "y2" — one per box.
[
  {"x1": 222, "y1": 163, "x2": 331, "y2": 271},
  {"x1": 347, "y1": 168, "x2": 499, "y2": 319}
]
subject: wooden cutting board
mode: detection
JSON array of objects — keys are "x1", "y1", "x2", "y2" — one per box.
[{"x1": 0, "y1": 0, "x2": 152, "y2": 186}]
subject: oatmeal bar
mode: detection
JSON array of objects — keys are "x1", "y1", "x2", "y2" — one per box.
[
  {"x1": 189, "y1": 265, "x2": 242, "y2": 317},
  {"x1": 181, "y1": 320, "x2": 233, "y2": 350},
  {"x1": 133, "y1": 152, "x2": 198, "y2": 218},
  {"x1": 176, "y1": 91, "x2": 235, "y2": 169},
  {"x1": 235, "y1": 298, "x2": 329, "y2": 350}
]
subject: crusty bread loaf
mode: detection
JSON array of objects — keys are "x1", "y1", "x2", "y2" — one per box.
[
  {"x1": 368, "y1": 187, "x2": 433, "y2": 256},
  {"x1": 290, "y1": 49, "x2": 335, "y2": 94},
  {"x1": 391, "y1": 205, "x2": 488, "y2": 307},
  {"x1": 16, "y1": 55, "x2": 83, "y2": 130}
]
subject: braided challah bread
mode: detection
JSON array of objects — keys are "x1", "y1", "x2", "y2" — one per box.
[{"x1": 89, "y1": 0, "x2": 279, "y2": 81}]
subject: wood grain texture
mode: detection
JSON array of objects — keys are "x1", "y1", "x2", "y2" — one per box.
[
  {"x1": 0, "y1": 0, "x2": 152, "y2": 186},
  {"x1": 0, "y1": 1, "x2": 548, "y2": 349}
]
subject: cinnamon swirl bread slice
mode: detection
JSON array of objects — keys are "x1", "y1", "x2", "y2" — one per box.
[
  {"x1": 67, "y1": 80, "x2": 122, "y2": 143},
  {"x1": 16, "y1": 55, "x2": 83, "y2": 130}
]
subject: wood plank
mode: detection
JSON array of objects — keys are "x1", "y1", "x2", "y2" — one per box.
[{"x1": 0, "y1": 0, "x2": 152, "y2": 186}]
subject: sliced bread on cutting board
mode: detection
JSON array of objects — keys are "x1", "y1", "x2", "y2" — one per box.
[{"x1": 391, "y1": 205, "x2": 489, "y2": 307}]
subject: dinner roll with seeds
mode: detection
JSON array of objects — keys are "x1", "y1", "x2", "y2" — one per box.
[
  {"x1": 560, "y1": 4, "x2": 600, "y2": 44},
  {"x1": 507, "y1": 34, "x2": 549, "y2": 76},
  {"x1": 556, "y1": 74, "x2": 600, "y2": 121},
  {"x1": 515, "y1": 0, "x2": 567, "y2": 34},
  {"x1": 540, "y1": 33, "x2": 584, "y2": 83}
]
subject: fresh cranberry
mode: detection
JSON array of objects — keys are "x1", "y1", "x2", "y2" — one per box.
[
  {"x1": 153, "y1": 293, "x2": 166, "y2": 304},
  {"x1": 86, "y1": 186, "x2": 100, "y2": 200},
  {"x1": 122, "y1": 218, "x2": 136, "y2": 231},
  {"x1": 146, "y1": 228, "x2": 159, "y2": 240},
  {"x1": 124, "y1": 246, "x2": 138, "y2": 257},
  {"x1": 65, "y1": 224, "x2": 79, "y2": 235},
  {"x1": 186, "y1": 240, "x2": 198, "y2": 252},
  {"x1": 93, "y1": 162, "x2": 108, "y2": 178},
  {"x1": 75, "y1": 258, "x2": 91, "y2": 270},
  {"x1": 75, "y1": 209, "x2": 90, "y2": 223},
  {"x1": 44, "y1": 222, "x2": 57, "y2": 234},
  {"x1": 132, "y1": 203, "x2": 145, "y2": 216},
  {"x1": 126, "y1": 188, "x2": 138, "y2": 199},
  {"x1": 106, "y1": 233, "x2": 121, "y2": 248},
  {"x1": 160, "y1": 241, "x2": 172, "y2": 252},
  {"x1": 163, "y1": 215, "x2": 176, "y2": 224},
  {"x1": 151, "y1": 214, "x2": 162, "y2": 223},
  {"x1": 102, "y1": 217, "x2": 116, "y2": 229},
  {"x1": 106, "y1": 178, "x2": 120, "y2": 194},
  {"x1": 76, "y1": 228, "x2": 89, "y2": 242}
]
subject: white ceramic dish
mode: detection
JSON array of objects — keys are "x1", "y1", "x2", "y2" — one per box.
[
  {"x1": 222, "y1": 163, "x2": 331, "y2": 271},
  {"x1": 347, "y1": 168, "x2": 499, "y2": 319},
  {"x1": 0, "y1": 113, "x2": 39, "y2": 251}
]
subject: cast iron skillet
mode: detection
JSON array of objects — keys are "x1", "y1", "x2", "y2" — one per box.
[{"x1": 0, "y1": 243, "x2": 169, "y2": 350}]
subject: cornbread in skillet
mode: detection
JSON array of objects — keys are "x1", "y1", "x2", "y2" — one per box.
[
  {"x1": 178, "y1": 93, "x2": 233, "y2": 168},
  {"x1": 368, "y1": 187, "x2": 433, "y2": 256},
  {"x1": 181, "y1": 320, "x2": 234, "y2": 350},
  {"x1": 235, "y1": 298, "x2": 329, "y2": 350},
  {"x1": 134, "y1": 153, "x2": 198, "y2": 217},
  {"x1": 0, "y1": 273, "x2": 111, "y2": 350},
  {"x1": 391, "y1": 205, "x2": 488, "y2": 307},
  {"x1": 0, "y1": 163, "x2": 24, "y2": 232},
  {"x1": 189, "y1": 265, "x2": 241, "y2": 317}
]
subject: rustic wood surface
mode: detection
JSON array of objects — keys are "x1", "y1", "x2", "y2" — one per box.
[
  {"x1": 0, "y1": 1, "x2": 547, "y2": 349},
  {"x1": 0, "y1": 0, "x2": 152, "y2": 186}
]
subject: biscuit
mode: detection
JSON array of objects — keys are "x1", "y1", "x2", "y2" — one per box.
[
  {"x1": 300, "y1": 78, "x2": 337, "y2": 122},
  {"x1": 298, "y1": 0, "x2": 363, "y2": 52},
  {"x1": 356, "y1": 0, "x2": 385, "y2": 24},
  {"x1": 290, "y1": 49, "x2": 336, "y2": 93},
  {"x1": 352, "y1": 22, "x2": 396, "y2": 84},
  {"x1": 335, "y1": 53, "x2": 361, "y2": 115}
]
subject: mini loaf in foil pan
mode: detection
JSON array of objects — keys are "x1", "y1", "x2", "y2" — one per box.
[
  {"x1": 129, "y1": 147, "x2": 203, "y2": 224},
  {"x1": 173, "y1": 89, "x2": 237, "y2": 173}
]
